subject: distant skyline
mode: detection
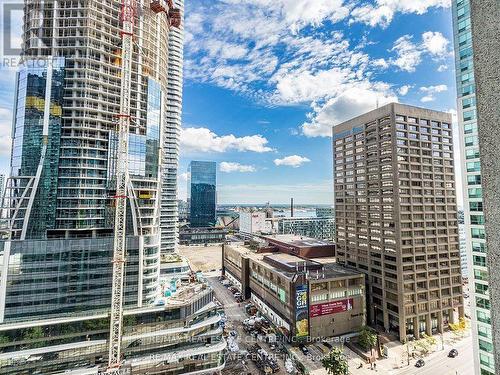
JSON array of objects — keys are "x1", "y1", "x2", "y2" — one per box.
[{"x1": 0, "y1": 0, "x2": 463, "y2": 205}]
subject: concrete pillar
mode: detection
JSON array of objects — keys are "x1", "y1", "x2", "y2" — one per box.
[
  {"x1": 425, "y1": 314, "x2": 432, "y2": 336},
  {"x1": 383, "y1": 310, "x2": 390, "y2": 332},
  {"x1": 449, "y1": 308, "x2": 456, "y2": 325},
  {"x1": 414, "y1": 317, "x2": 420, "y2": 340},
  {"x1": 399, "y1": 320, "x2": 407, "y2": 342},
  {"x1": 470, "y1": 1, "x2": 500, "y2": 373},
  {"x1": 458, "y1": 305, "x2": 465, "y2": 320},
  {"x1": 437, "y1": 310, "x2": 443, "y2": 334}
]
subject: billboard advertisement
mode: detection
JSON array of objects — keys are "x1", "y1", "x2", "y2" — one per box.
[
  {"x1": 309, "y1": 298, "x2": 353, "y2": 318},
  {"x1": 295, "y1": 285, "x2": 309, "y2": 337}
]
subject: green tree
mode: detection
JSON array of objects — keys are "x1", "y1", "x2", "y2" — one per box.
[
  {"x1": 322, "y1": 347, "x2": 348, "y2": 375},
  {"x1": 358, "y1": 326, "x2": 377, "y2": 352},
  {"x1": 0, "y1": 335, "x2": 10, "y2": 345},
  {"x1": 449, "y1": 317, "x2": 469, "y2": 338},
  {"x1": 23, "y1": 327, "x2": 45, "y2": 348}
]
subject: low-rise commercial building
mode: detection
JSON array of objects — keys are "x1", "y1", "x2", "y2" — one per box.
[
  {"x1": 277, "y1": 217, "x2": 335, "y2": 241},
  {"x1": 222, "y1": 236, "x2": 365, "y2": 342},
  {"x1": 179, "y1": 227, "x2": 227, "y2": 245},
  {"x1": 239, "y1": 212, "x2": 335, "y2": 241}
]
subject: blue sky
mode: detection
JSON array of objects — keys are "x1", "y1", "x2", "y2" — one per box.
[{"x1": 0, "y1": 0, "x2": 461, "y2": 205}]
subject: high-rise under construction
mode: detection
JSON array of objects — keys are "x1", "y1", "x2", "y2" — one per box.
[{"x1": 0, "y1": 1, "x2": 226, "y2": 373}]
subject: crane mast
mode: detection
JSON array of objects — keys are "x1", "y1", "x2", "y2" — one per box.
[
  {"x1": 108, "y1": 0, "x2": 181, "y2": 370},
  {"x1": 108, "y1": 0, "x2": 135, "y2": 369}
]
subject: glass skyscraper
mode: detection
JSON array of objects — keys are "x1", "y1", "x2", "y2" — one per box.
[
  {"x1": 0, "y1": 0, "x2": 174, "y2": 323},
  {"x1": 188, "y1": 161, "x2": 217, "y2": 227},
  {"x1": 452, "y1": 1, "x2": 494, "y2": 374}
]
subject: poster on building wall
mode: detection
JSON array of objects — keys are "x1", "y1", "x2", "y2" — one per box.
[
  {"x1": 309, "y1": 298, "x2": 353, "y2": 318},
  {"x1": 295, "y1": 285, "x2": 309, "y2": 337}
]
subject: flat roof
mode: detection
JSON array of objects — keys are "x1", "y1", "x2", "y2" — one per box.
[
  {"x1": 225, "y1": 244, "x2": 361, "y2": 280},
  {"x1": 264, "y1": 252, "x2": 322, "y2": 272},
  {"x1": 263, "y1": 234, "x2": 334, "y2": 248}
]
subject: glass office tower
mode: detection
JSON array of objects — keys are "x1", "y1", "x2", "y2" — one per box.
[
  {"x1": 452, "y1": 1, "x2": 494, "y2": 374},
  {"x1": 188, "y1": 161, "x2": 217, "y2": 227}
]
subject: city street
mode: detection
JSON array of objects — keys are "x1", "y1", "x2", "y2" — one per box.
[
  {"x1": 206, "y1": 276, "x2": 289, "y2": 375},
  {"x1": 392, "y1": 334, "x2": 473, "y2": 375}
]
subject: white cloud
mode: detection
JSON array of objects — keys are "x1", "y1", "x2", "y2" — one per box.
[
  {"x1": 437, "y1": 64, "x2": 448, "y2": 72},
  {"x1": 0, "y1": 108, "x2": 13, "y2": 156},
  {"x1": 351, "y1": 0, "x2": 451, "y2": 28},
  {"x1": 389, "y1": 32, "x2": 451, "y2": 72},
  {"x1": 390, "y1": 35, "x2": 422, "y2": 72},
  {"x1": 178, "y1": 172, "x2": 189, "y2": 182},
  {"x1": 274, "y1": 155, "x2": 311, "y2": 168},
  {"x1": 220, "y1": 162, "x2": 256, "y2": 173},
  {"x1": 398, "y1": 85, "x2": 412, "y2": 96},
  {"x1": 180, "y1": 127, "x2": 273, "y2": 154},
  {"x1": 372, "y1": 58, "x2": 389, "y2": 69},
  {"x1": 184, "y1": 0, "x2": 387, "y2": 112},
  {"x1": 422, "y1": 31, "x2": 449, "y2": 56},
  {"x1": 224, "y1": 0, "x2": 351, "y2": 32},
  {"x1": 419, "y1": 84, "x2": 448, "y2": 102},
  {"x1": 302, "y1": 86, "x2": 398, "y2": 137}
]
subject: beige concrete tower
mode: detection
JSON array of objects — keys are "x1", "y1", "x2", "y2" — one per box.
[{"x1": 333, "y1": 103, "x2": 464, "y2": 341}]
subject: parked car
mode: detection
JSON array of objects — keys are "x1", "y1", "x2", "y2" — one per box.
[
  {"x1": 322, "y1": 341, "x2": 332, "y2": 350},
  {"x1": 448, "y1": 349, "x2": 458, "y2": 358},
  {"x1": 415, "y1": 359, "x2": 425, "y2": 368},
  {"x1": 299, "y1": 344, "x2": 309, "y2": 355}
]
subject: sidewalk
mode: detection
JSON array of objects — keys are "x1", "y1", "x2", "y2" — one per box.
[{"x1": 345, "y1": 330, "x2": 472, "y2": 374}]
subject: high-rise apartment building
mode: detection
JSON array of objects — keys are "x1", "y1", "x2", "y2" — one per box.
[
  {"x1": 0, "y1": 1, "x2": 226, "y2": 373},
  {"x1": 188, "y1": 161, "x2": 217, "y2": 227},
  {"x1": 452, "y1": 1, "x2": 495, "y2": 373},
  {"x1": 161, "y1": 0, "x2": 184, "y2": 254},
  {"x1": 333, "y1": 103, "x2": 464, "y2": 341}
]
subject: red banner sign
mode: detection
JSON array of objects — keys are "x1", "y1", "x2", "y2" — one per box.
[{"x1": 310, "y1": 298, "x2": 353, "y2": 317}]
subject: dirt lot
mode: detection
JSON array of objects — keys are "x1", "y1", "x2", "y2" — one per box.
[{"x1": 178, "y1": 244, "x2": 223, "y2": 272}]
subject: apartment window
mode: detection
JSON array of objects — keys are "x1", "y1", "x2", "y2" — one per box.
[
  {"x1": 475, "y1": 283, "x2": 489, "y2": 296},
  {"x1": 476, "y1": 297, "x2": 490, "y2": 310},
  {"x1": 476, "y1": 310, "x2": 491, "y2": 327},
  {"x1": 479, "y1": 339, "x2": 494, "y2": 354},
  {"x1": 478, "y1": 325, "x2": 492, "y2": 339},
  {"x1": 463, "y1": 110, "x2": 476, "y2": 121},
  {"x1": 472, "y1": 242, "x2": 486, "y2": 254},
  {"x1": 474, "y1": 269, "x2": 489, "y2": 281},
  {"x1": 464, "y1": 123, "x2": 477, "y2": 134},
  {"x1": 466, "y1": 148, "x2": 480, "y2": 160},
  {"x1": 468, "y1": 188, "x2": 482, "y2": 198},
  {"x1": 479, "y1": 354, "x2": 495, "y2": 370},
  {"x1": 470, "y1": 201, "x2": 483, "y2": 212},
  {"x1": 473, "y1": 255, "x2": 487, "y2": 267},
  {"x1": 471, "y1": 215, "x2": 485, "y2": 225},
  {"x1": 465, "y1": 135, "x2": 478, "y2": 147},
  {"x1": 467, "y1": 175, "x2": 481, "y2": 185}
]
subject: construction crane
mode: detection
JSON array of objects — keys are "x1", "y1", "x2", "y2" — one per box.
[{"x1": 107, "y1": 0, "x2": 181, "y2": 371}]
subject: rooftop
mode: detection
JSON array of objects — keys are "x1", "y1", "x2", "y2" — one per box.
[
  {"x1": 263, "y1": 234, "x2": 334, "y2": 248},
  {"x1": 225, "y1": 244, "x2": 361, "y2": 280}
]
